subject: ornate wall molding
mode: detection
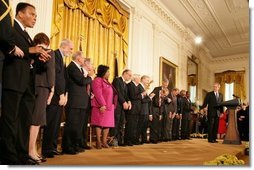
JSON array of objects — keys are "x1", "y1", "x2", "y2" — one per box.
[
  {"x1": 141, "y1": 0, "x2": 187, "y2": 35},
  {"x1": 211, "y1": 53, "x2": 248, "y2": 64}
]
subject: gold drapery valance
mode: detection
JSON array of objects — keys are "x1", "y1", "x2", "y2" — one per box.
[
  {"x1": 215, "y1": 70, "x2": 246, "y2": 100},
  {"x1": 50, "y1": 0, "x2": 129, "y2": 81}
]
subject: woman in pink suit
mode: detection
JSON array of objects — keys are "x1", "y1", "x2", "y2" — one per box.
[{"x1": 91, "y1": 65, "x2": 117, "y2": 149}]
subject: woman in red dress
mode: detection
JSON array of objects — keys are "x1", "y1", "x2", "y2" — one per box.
[{"x1": 217, "y1": 110, "x2": 228, "y2": 139}]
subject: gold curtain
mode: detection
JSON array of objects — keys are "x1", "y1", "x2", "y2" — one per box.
[
  {"x1": 50, "y1": 0, "x2": 129, "y2": 81},
  {"x1": 215, "y1": 71, "x2": 246, "y2": 100}
]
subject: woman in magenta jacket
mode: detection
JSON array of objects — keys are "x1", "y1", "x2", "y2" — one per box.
[{"x1": 91, "y1": 65, "x2": 117, "y2": 149}]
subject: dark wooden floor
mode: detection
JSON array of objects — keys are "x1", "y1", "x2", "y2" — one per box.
[{"x1": 41, "y1": 139, "x2": 248, "y2": 166}]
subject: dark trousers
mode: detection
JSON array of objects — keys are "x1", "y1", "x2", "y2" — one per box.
[
  {"x1": 80, "y1": 108, "x2": 90, "y2": 147},
  {"x1": 208, "y1": 116, "x2": 219, "y2": 142},
  {"x1": 181, "y1": 117, "x2": 191, "y2": 139},
  {"x1": 150, "y1": 113, "x2": 162, "y2": 143},
  {"x1": 0, "y1": 88, "x2": 35, "y2": 164},
  {"x1": 162, "y1": 115, "x2": 173, "y2": 140},
  {"x1": 162, "y1": 113, "x2": 172, "y2": 140},
  {"x1": 172, "y1": 117, "x2": 180, "y2": 140},
  {"x1": 62, "y1": 108, "x2": 86, "y2": 150},
  {"x1": 124, "y1": 114, "x2": 139, "y2": 144},
  {"x1": 110, "y1": 105, "x2": 126, "y2": 145},
  {"x1": 136, "y1": 114, "x2": 149, "y2": 143},
  {"x1": 238, "y1": 122, "x2": 249, "y2": 141},
  {"x1": 42, "y1": 104, "x2": 62, "y2": 154}
]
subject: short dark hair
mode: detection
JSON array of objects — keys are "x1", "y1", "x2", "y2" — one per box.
[
  {"x1": 97, "y1": 65, "x2": 109, "y2": 78},
  {"x1": 33, "y1": 33, "x2": 50, "y2": 46},
  {"x1": 16, "y1": 2, "x2": 35, "y2": 16}
]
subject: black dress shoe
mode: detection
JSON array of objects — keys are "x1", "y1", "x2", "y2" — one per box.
[
  {"x1": 53, "y1": 149, "x2": 63, "y2": 155},
  {"x1": 42, "y1": 152, "x2": 55, "y2": 158},
  {"x1": 62, "y1": 148, "x2": 77, "y2": 155},
  {"x1": 75, "y1": 147, "x2": 85, "y2": 153},
  {"x1": 150, "y1": 140, "x2": 158, "y2": 144},
  {"x1": 123, "y1": 142, "x2": 133, "y2": 146},
  {"x1": 84, "y1": 145, "x2": 92, "y2": 150},
  {"x1": 118, "y1": 143, "x2": 126, "y2": 146}
]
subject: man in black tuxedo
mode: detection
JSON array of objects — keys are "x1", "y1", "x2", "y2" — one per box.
[
  {"x1": 110, "y1": 69, "x2": 132, "y2": 146},
  {"x1": 0, "y1": 2, "x2": 50, "y2": 165},
  {"x1": 0, "y1": 0, "x2": 24, "y2": 117},
  {"x1": 62, "y1": 51, "x2": 92, "y2": 154},
  {"x1": 201, "y1": 83, "x2": 223, "y2": 143},
  {"x1": 42, "y1": 39, "x2": 73, "y2": 158}
]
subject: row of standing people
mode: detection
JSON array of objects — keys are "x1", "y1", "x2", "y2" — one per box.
[{"x1": 109, "y1": 76, "x2": 194, "y2": 147}]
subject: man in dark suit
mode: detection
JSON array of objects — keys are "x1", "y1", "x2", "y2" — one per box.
[
  {"x1": 124, "y1": 74, "x2": 145, "y2": 145},
  {"x1": 201, "y1": 83, "x2": 223, "y2": 143},
  {"x1": 149, "y1": 85, "x2": 169, "y2": 143},
  {"x1": 0, "y1": 2, "x2": 50, "y2": 165},
  {"x1": 180, "y1": 90, "x2": 192, "y2": 140},
  {"x1": 136, "y1": 75, "x2": 155, "y2": 144},
  {"x1": 61, "y1": 51, "x2": 92, "y2": 154},
  {"x1": 80, "y1": 58, "x2": 93, "y2": 150},
  {"x1": 0, "y1": 0, "x2": 24, "y2": 117},
  {"x1": 110, "y1": 69, "x2": 132, "y2": 146},
  {"x1": 172, "y1": 88, "x2": 181, "y2": 140},
  {"x1": 150, "y1": 79, "x2": 171, "y2": 141},
  {"x1": 42, "y1": 39, "x2": 73, "y2": 158}
]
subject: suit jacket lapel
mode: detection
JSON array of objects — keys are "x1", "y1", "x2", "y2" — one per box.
[{"x1": 14, "y1": 21, "x2": 33, "y2": 46}]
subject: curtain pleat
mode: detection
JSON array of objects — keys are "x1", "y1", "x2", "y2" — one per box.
[{"x1": 50, "y1": 0, "x2": 129, "y2": 81}]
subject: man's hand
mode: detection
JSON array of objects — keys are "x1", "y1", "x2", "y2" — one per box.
[
  {"x1": 63, "y1": 94, "x2": 68, "y2": 106},
  {"x1": 123, "y1": 102, "x2": 129, "y2": 110},
  {"x1": 141, "y1": 91, "x2": 147, "y2": 97},
  {"x1": 59, "y1": 94, "x2": 65, "y2": 106},
  {"x1": 128, "y1": 101, "x2": 132, "y2": 110},
  {"x1": 149, "y1": 93, "x2": 155, "y2": 99},
  {"x1": 167, "y1": 98, "x2": 172, "y2": 103},
  {"x1": 47, "y1": 91, "x2": 54, "y2": 105},
  {"x1": 149, "y1": 115, "x2": 153, "y2": 121},
  {"x1": 14, "y1": 46, "x2": 24, "y2": 58},
  {"x1": 29, "y1": 46, "x2": 51, "y2": 62}
]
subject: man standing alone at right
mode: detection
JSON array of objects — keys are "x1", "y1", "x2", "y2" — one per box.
[{"x1": 201, "y1": 83, "x2": 223, "y2": 143}]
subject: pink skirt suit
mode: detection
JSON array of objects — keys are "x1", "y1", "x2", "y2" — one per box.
[{"x1": 91, "y1": 77, "x2": 117, "y2": 128}]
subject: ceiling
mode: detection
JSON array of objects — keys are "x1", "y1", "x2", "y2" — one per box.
[{"x1": 160, "y1": 0, "x2": 249, "y2": 58}]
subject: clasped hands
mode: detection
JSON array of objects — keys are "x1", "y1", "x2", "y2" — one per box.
[
  {"x1": 29, "y1": 46, "x2": 51, "y2": 62},
  {"x1": 123, "y1": 101, "x2": 132, "y2": 110}
]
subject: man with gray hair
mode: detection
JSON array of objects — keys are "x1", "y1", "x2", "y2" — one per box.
[
  {"x1": 124, "y1": 74, "x2": 146, "y2": 145},
  {"x1": 42, "y1": 39, "x2": 74, "y2": 157},
  {"x1": 61, "y1": 51, "x2": 92, "y2": 154}
]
